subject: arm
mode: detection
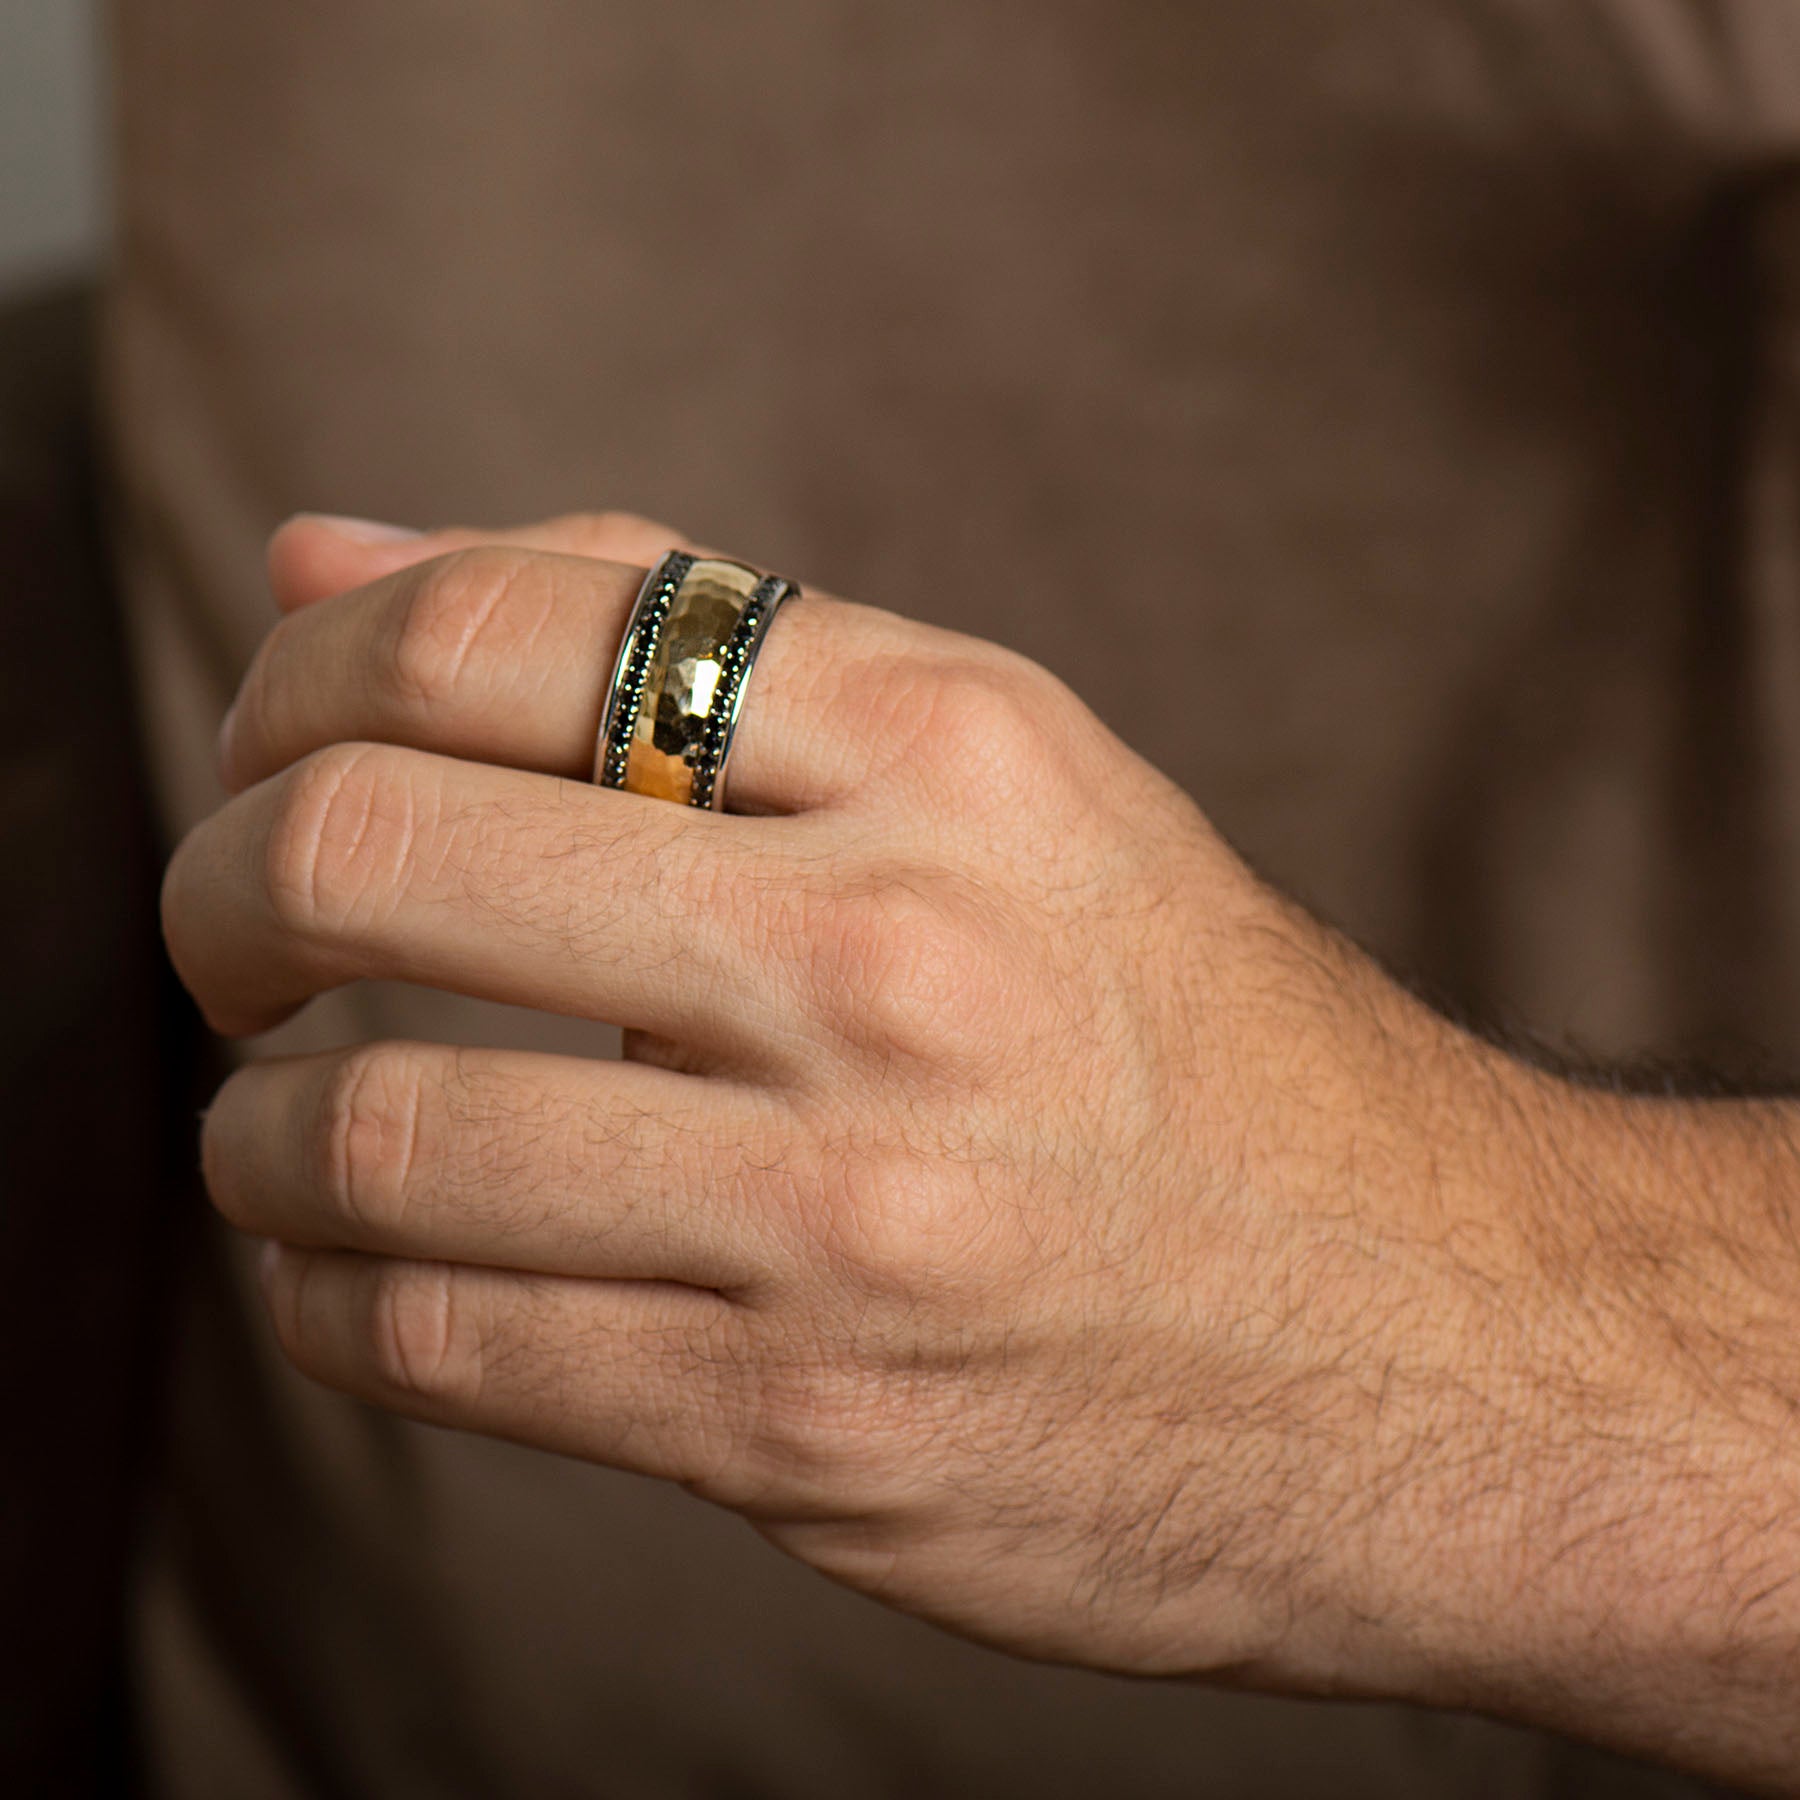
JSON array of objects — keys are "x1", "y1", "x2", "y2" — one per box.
[
  {"x1": 1364, "y1": 1040, "x2": 1800, "y2": 1792},
  {"x1": 1174, "y1": 914, "x2": 1800, "y2": 1790},
  {"x1": 165, "y1": 509, "x2": 1800, "y2": 1796}
]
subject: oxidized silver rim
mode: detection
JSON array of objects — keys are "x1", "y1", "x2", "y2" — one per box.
[
  {"x1": 689, "y1": 574, "x2": 798, "y2": 811},
  {"x1": 592, "y1": 550, "x2": 695, "y2": 789}
]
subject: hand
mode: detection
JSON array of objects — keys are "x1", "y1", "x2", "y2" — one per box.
[{"x1": 162, "y1": 512, "x2": 1579, "y2": 1701}]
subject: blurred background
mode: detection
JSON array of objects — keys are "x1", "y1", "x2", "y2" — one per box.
[{"x1": 0, "y1": 0, "x2": 106, "y2": 289}]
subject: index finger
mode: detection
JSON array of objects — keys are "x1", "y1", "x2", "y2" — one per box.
[{"x1": 264, "y1": 510, "x2": 706, "y2": 615}]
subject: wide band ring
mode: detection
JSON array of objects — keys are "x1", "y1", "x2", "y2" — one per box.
[{"x1": 592, "y1": 550, "x2": 799, "y2": 810}]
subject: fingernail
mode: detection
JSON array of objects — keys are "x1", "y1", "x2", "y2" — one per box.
[
  {"x1": 216, "y1": 699, "x2": 240, "y2": 782},
  {"x1": 299, "y1": 512, "x2": 424, "y2": 544},
  {"x1": 258, "y1": 1238, "x2": 282, "y2": 1295}
]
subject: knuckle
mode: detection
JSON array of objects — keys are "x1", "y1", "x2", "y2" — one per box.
[
  {"x1": 574, "y1": 510, "x2": 684, "y2": 562},
  {"x1": 808, "y1": 875, "x2": 1012, "y2": 1072},
  {"x1": 317, "y1": 1042, "x2": 429, "y2": 1237},
  {"x1": 813, "y1": 1144, "x2": 963, "y2": 1304},
  {"x1": 739, "y1": 1352, "x2": 893, "y2": 1495},
  {"x1": 388, "y1": 547, "x2": 548, "y2": 708},
  {"x1": 367, "y1": 1261, "x2": 476, "y2": 1404},
  {"x1": 587, "y1": 508, "x2": 651, "y2": 543},
  {"x1": 264, "y1": 741, "x2": 416, "y2": 938},
  {"x1": 909, "y1": 655, "x2": 1056, "y2": 797}
]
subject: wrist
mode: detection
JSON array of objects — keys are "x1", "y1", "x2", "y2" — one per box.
[
  {"x1": 1348, "y1": 1037, "x2": 1800, "y2": 1789},
  {"x1": 1150, "y1": 910, "x2": 1569, "y2": 1704}
]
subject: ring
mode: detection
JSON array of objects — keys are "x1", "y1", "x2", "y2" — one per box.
[{"x1": 593, "y1": 550, "x2": 799, "y2": 809}]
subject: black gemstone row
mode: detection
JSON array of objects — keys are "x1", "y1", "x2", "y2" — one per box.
[
  {"x1": 600, "y1": 552, "x2": 694, "y2": 789},
  {"x1": 688, "y1": 576, "x2": 792, "y2": 809}
]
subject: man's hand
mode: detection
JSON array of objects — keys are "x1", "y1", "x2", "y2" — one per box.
[{"x1": 163, "y1": 513, "x2": 1800, "y2": 1793}]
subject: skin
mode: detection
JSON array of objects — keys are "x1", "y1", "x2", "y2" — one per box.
[{"x1": 164, "y1": 511, "x2": 1800, "y2": 1794}]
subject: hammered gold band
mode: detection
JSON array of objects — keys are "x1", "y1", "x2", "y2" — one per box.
[{"x1": 592, "y1": 551, "x2": 798, "y2": 809}]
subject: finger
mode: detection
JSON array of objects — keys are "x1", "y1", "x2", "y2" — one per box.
[
  {"x1": 163, "y1": 739, "x2": 810, "y2": 1047},
  {"x1": 262, "y1": 1243, "x2": 755, "y2": 1482},
  {"x1": 206, "y1": 1042, "x2": 796, "y2": 1291},
  {"x1": 223, "y1": 542, "x2": 899, "y2": 813},
  {"x1": 266, "y1": 509, "x2": 708, "y2": 614}
]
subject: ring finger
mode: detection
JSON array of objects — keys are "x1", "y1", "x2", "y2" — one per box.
[{"x1": 221, "y1": 531, "x2": 922, "y2": 813}]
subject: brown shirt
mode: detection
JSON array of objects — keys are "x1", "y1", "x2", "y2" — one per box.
[{"x1": 107, "y1": 3, "x2": 1800, "y2": 1793}]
